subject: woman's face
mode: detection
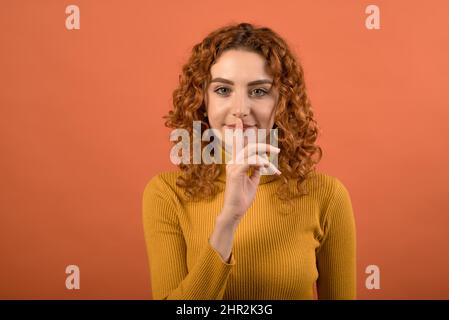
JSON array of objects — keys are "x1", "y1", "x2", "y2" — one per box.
[{"x1": 204, "y1": 49, "x2": 279, "y2": 147}]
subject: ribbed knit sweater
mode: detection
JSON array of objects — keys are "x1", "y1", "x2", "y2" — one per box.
[{"x1": 142, "y1": 162, "x2": 356, "y2": 300}]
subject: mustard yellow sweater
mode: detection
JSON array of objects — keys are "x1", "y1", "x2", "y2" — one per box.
[{"x1": 142, "y1": 164, "x2": 356, "y2": 300}]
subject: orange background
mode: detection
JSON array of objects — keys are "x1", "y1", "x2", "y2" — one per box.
[{"x1": 1, "y1": 0, "x2": 448, "y2": 299}]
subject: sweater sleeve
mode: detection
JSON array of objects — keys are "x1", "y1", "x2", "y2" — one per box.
[
  {"x1": 142, "y1": 174, "x2": 235, "y2": 300},
  {"x1": 315, "y1": 178, "x2": 356, "y2": 300}
]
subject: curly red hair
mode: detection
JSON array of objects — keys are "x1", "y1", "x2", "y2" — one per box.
[{"x1": 163, "y1": 22, "x2": 323, "y2": 202}]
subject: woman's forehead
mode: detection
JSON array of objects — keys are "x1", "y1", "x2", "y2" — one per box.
[{"x1": 210, "y1": 50, "x2": 271, "y2": 81}]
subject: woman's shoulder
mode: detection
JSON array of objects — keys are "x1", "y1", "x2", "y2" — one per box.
[
  {"x1": 303, "y1": 169, "x2": 351, "y2": 201},
  {"x1": 142, "y1": 170, "x2": 186, "y2": 220},
  {"x1": 307, "y1": 169, "x2": 347, "y2": 185},
  {"x1": 146, "y1": 169, "x2": 181, "y2": 184},
  {"x1": 142, "y1": 170, "x2": 185, "y2": 201}
]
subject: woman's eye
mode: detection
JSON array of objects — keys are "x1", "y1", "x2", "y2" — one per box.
[
  {"x1": 215, "y1": 87, "x2": 230, "y2": 95},
  {"x1": 214, "y1": 87, "x2": 269, "y2": 97},
  {"x1": 251, "y1": 88, "x2": 268, "y2": 97}
]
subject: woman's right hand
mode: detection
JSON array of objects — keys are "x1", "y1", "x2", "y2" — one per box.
[
  {"x1": 209, "y1": 119, "x2": 281, "y2": 262},
  {"x1": 220, "y1": 121, "x2": 281, "y2": 224}
]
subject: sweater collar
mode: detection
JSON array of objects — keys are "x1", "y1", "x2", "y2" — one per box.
[{"x1": 216, "y1": 164, "x2": 279, "y2": 185}]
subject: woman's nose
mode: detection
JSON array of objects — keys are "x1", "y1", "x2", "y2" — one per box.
[
  {"x1": 231, "y1": 93, "x2": 250, "y2": 118},
  {"x1": 232, "y1": 110, "x2": 248, "y2": 118}
]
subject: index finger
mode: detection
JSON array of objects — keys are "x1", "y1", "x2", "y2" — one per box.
[{"x1": 234, "y1": 143, "x2": 280, "y2": 164}]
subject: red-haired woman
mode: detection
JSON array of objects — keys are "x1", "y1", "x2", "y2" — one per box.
[{"x1": 142, "y1": 22, "x2": 356, "y2": 300}]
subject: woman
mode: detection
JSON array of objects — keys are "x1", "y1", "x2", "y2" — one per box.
[{"x1": 142, "y1": 22, "x2": 356, "y2": 300}]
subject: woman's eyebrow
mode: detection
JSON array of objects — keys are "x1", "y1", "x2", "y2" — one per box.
[{"x1": 210, "y1": 77, "x2": 272, "y2": 86}]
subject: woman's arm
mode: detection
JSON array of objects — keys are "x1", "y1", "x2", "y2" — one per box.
[
  {"x1": 142, "y1": 174, "x2": 235, "y2": 300},
  {"x1": 142, "y1": 138, "x2": 277, "y2": 299},
  {"x1": 209, "y1": 211, "x2": 240, "y2": 263},
  {"x1": 315, "y1": 178, "x2": 357, "y2": 300}
]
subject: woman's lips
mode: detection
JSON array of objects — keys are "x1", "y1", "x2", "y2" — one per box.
[{"x1": 224, "y1": 125, "x2": 257, "y2": 130}]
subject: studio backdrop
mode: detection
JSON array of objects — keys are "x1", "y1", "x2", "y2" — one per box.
[{"x1": 1, "y1": 0, "x2": 448, "y2": 299}]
